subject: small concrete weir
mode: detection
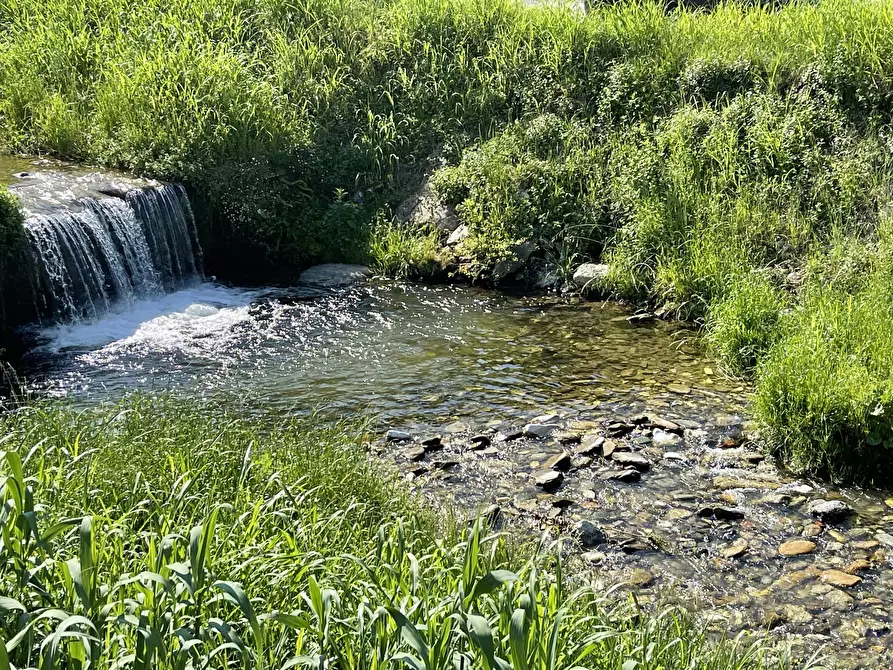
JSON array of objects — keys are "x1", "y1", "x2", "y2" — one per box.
[{"x1": 2, "y1": 158, "x2": 203, "y2": 325}]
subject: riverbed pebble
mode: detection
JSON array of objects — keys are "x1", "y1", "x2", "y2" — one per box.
[
  {"x1": 534, "y1": 470, "x2": 563, "y2": 490},
  {"x1": 524, "y1": 423, "x2": 560, "y2": 439},
  {"x1": 779, "y1": 540, "x2": 817, "y2": 556},
  {"x1": 611, "y1": 452, "x2": 651, "y2": 472}
]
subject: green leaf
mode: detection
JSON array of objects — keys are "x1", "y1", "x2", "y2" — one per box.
[
  {"x1": 468, "y1": 570, "x2": 519, "y2": 605},
  {"x1": 508, "y1": 609, "x2": 529, "y2": 670},
  {"x1": 387, "y1": 608, "x2": 429, "y2": 667}
]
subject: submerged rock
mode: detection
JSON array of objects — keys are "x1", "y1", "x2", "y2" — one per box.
[
  {"x1": 299, "y1": 263, "x2": 371, "y2": 287},
  {"x1": 524, "y1": 423, "x2": 560, "y2": 439},
  {"x1": 779, "y1": 540, "x2": 817, "y2": 557},
  {"x1": 575, "y1": 519, "x2": 607, "y2": 548}
]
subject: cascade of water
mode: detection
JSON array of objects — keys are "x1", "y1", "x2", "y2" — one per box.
[{"x1": 23, "y1": 184, "x2": 204, "y2": 325}]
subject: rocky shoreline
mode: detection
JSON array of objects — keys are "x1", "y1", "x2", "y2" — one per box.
[{"x1": 374, "y1": 409, "x2": 893, "y2": 669}]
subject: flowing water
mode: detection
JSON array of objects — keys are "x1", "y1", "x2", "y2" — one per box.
[{"x1": 5, "y1": 158, "x2": 893, "y2": 668}]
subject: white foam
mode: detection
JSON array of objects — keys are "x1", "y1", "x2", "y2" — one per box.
[{"x1": 36, "y1": 283, "x2": 261, "y2": 354}]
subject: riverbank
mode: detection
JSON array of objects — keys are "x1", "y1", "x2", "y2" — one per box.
[
  {"x1": 0, "y1": 396, "x2": 802, "y2": 669},
  {"x1": 2, "y1": 0, "x2": 893, "y2": 479},
  {"x1": 12, "y1": 278, "x2": 893, "y2": 666}
]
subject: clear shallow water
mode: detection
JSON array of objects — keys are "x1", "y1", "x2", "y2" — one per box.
[
  {"x1": 17, "y1": 280, "x2": 893, "y2": 667},
  {"x1": 22, "y1": 281, "x2": 743, "y2": 426}
]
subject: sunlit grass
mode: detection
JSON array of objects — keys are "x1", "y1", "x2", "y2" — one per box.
[{"x1": 0, "y1": 396, "x2": 817, "y2": 669}]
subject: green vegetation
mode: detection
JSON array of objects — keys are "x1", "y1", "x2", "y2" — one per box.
[
  {"x1": 0, "y1": 397, "x2": 805, "y2": 669},
  {"x1": 2, "y1": 0, "x2": 893, "y2": 474}
]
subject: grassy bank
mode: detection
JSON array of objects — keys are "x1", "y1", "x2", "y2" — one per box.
[
  {"x1": 2, "y1": 0, "x2": 893, "y2": 475},
  {"x1": 0, "y1": 396, "x2": 804, "y2": 669}
]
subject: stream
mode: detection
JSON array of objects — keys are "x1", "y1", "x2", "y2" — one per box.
[{"x1": 4, "y1": 156, "x2": 893, "y2": 669}]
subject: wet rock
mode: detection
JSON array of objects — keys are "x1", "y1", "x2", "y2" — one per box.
[
  {"x1": 853, "y1": 540, "x2": 880, "y2": 550},
  {"x1": 433, "y1": 460, "x2": 460, "y2": 471},
  {"x1": 821, "y1": 570, "x2": 862, "y2": 588},
  {"x1": 607, "y1": 422, "x2": 635, "y2": 437},
  {"x1": 421, "y1": 435, "x2": 443, "y2": 449},
  {"x1": 493, "y1": 240, "x2": 537, "y2": 281},
  {"x1": 575, "y1": 519, "x2": 607, "y2": 548},
  {"x1": 627, "y1": 569, "x2": 655, "y2": 587},
  {"x1": 697, "y1": 506, "x2": 745, "y2": 521},
  {"x1": 822, "y1": 587, "x2": 855, "y2": 609},
  {"x1": 611, "y1": 452, "x2": 651, "y2": 472},
  {"x1": 571, "y1": 455, "x2": 593, "y2": 470},
  {"x1": 299, "y1": 263, "x2": 371, "y2": 287},
  {"x1": 534, "y1": 470, "x2": 563, "y2": 491},
  {"x1": 620, "y1": 539, "x2": 652, "y2": 554},
  {"x1": 404, "y1": 446, "x2": 427, "y2": 462},
  {"x1": 533, "y1": 412, "x2": 561, "y2": 424},
  {"x1": 478, "y1": 447, "x2": 499, "y2": 457},
  {"x1": 601, "y1": 439, "x2": 619, "y2": 458},
  {"x1": 652, "y1": 428, "x2": 683, "y2": 448},
  {"x1": 496, "y1": 429, "x2": 524, "y2": 442},
  {"x1": 721, "y1": 539, "x2": 748, "y2": 558},
  {"x1": 602, "y1": 468, "x2": 641, "y2": 483},
  {"x1": 627, "y1": 312, "x2": 655, "y2": 324},
  {"x1": 663, "y1": 451, "x2": 688, "y2": 463},
  {"x1": 779, "y1": 540, "x2": 817, "y2": 557},
  {"x1": 386, "y1": 429, "x2": 412, "y2": 442},
  {"x1": 875, "y1": 532, "x2": 893, "y2": 548},
  {"x1": 447, "y1": 224, "x2": 469, "y2": 246},
  {"x1": 844, "y1": 559, "x2": 872, "y2": 574},
  {"x1": 543, "y1": 452, "x2": 572, "y2": 472},
  {"x1": 805, "y1": 499, "x2": 854, "y2": 524},
  {"x1": 524, "y1": 423, "x2": 560, "y2": 439},
  {"x1": 469, "y1": 434, "x2": 491, "y2": 449},
  {"x1": 572, "y1": 263, "x2": 609, "y2": 291},
  {"x1": 803, "y1": 522, "x2": 824, "y2": 538},
  {"x1": 556, "y1": 431, "x2": 581, "y2": 445},
  {"x1": 575, "y1": 435, "x2": 604, "y2": 456},
  {"x1": 668, "y1": 384, "x2": 691, "y2": 395},
  {"x1": 650, "y1": 416, "x2": 682, "y2": 433},
  {"x1": 629, "y1": 414, "x2": 650, "y2": 425},
  {"x1": 581, "y1": 551, "x2": 606, "y2": 564}
]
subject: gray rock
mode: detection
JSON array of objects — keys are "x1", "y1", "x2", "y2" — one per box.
[
  {"x1": 395, "y1": 178, "x2": 461, "y2": 233},
  {"x1": 697, "y1": 506, "x2": 745, "y2": 521},
  {"x1": 805, "y1": 499, "x2": 854, "y2": 523},
  {"x1": 299, "y1": 263, "x2": 371, "y2": 288},
  {"x1": 571, "y1": 263, "x2": 609, "y2": 290},
  {"x1": 574, "y1": 435, "x2": 605, "y2": 456},
  {"x1": 652, "y1": 428, "x2": 683, "y2": 448},
  {"x1": 524, "y1": 423, "x2": 560, "y2": 439},
  {"x1": 534, "y1": 470, "x2": 564, "y2": 490},
  {"x1": 875, "y1": 532, "x2": 893, "y2": 548},
  {"x1": 447, "y1": 224, "x2": 469, "y2": 246},
  {"x1": 611, "y1": 451, "x2": 651, "y2": 472},
  {"x1": 662, "y1": 451, "x2": 687, "y2": 462},
  {"x1": 492, "y1": 240, "x2": 537, "y2": 281},
  {"x1": 386, "y1": 429, "x2": 412, "y2": 442},
  {"x1": 404, "y1": 446, "x2": 426, "y2": 462},
  {"x1": 650, "y1": 416, "x2": 682, "y2": 433},
  {"x1": 602, "y1": 468, "x2": 641, "y2": 483},
  {"x1": 575, "y1": 520, "x2": 607, "y2": 548}
]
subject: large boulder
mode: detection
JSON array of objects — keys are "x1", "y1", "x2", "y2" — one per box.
[
  {"x1": 572, "y1": 263, "x2": 609, "y2": 291},
  {"x1": 298, "y1": 264, "x2": 371, "y2": 288},
  {"x1": 395, "y1": 178, "x2": 461, "y2": 233}
]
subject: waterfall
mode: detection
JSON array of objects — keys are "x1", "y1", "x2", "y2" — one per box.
[{"x1": 23, "y1": 184, "x2": 204, "y2": 325}]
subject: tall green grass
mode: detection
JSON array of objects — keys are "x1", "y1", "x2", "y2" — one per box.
[
  {"x1": 0, "y1": 397, "x2": 812, "y2": 669},
  {"x1": 3, "y1": 0, "x2": 893, "y2": 474}
]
